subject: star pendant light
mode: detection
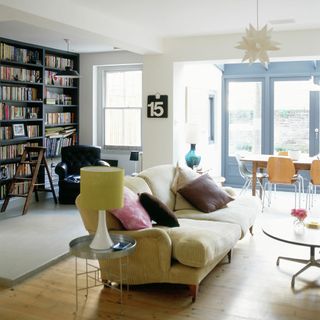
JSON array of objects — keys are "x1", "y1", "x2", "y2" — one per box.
[{"x1": 235, "y1": 0, "x2": 280, "y2": 67}]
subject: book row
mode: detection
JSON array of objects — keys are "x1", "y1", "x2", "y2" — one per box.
[
  {"x1": 0, "y1": 66, "x2": 41, "y2": 83},
  {"x1": 45, "y1": 134, "x2": 77, "y2": 158},
  {"x1": 0, "y1": 142, "x2": 39, "y2": 160},
  {"x1": 26, "y1": 125, "x2": 39, "y2": 138},
  {"x1": 45, "y1": 112, "x2": 75, "y2": 125},
  {"x1": 0, "y1": 124, "x2": 40, "y2": 140},
  {"x1": 44, "y1": 159, "x2": 59, "y2": 188},
  {"x1": 45, "y1": 70, "x2": 74, "y2": 87},
  {"x1": 0, "y1": 42, "x2": 41, "y2": 65},
  {"x1": 0, "y1": 181, "x2": 29, "y2": 200},
  {"x1": 0, "y1": 126, "x2": 12, "y2": 140},
  {"x1": 45, "y1": 55, "x2": 74, "y2": 70},
  {"x1": 44, "y1": 89, "x2": 72, "y2": 105},
  {"x1": 0, "y1": 86, "x2": 39, "y2": 101},
  {"x1": 0, "y1": 103, "x2": 39, "y2": 120},
  {"x1": 45, "y1": 126, "x2": 76, "y2": 138},
  {"x1": 0, "y1": 163, "x2": 31, "y2": 180}
]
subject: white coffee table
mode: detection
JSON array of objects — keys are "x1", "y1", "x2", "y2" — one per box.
[{"x1": 262, "y1": 218, "x2": 320, "y2": 288}]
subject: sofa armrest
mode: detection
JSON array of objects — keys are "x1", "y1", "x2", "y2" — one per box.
[
  {"x1": 55, "y1": 162, "x2": 68, "y2": 180},
  {"x1": 112, "y1": 228, "x2": 172, "y2": 273},
  {"x1": 99, "y1": 228, "x2": 173, "y2": 284}
]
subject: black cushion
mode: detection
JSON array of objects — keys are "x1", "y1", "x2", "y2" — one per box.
[{"x1": 139, "y1": 193, "x2": 180, "y2": 227}]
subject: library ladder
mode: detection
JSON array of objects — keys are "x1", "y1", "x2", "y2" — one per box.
[{"x1": 0, "y1": 146, "x2": 57, "y2": 215}]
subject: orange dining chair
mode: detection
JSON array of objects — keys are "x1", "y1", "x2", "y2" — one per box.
[
  {"x1": 306, "y1": 159, "x2": 320, "y2": 209},
  {"x1": 263, "y1": 156, "x2": 303, "y2": 209}
]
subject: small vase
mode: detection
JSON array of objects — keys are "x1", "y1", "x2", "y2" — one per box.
[
  {"x1": 293, "y1": 218, "x2": 305, "y2": 233},
  {"x1": 185, "y1": 144, "x2": 201, "y2": 169}
]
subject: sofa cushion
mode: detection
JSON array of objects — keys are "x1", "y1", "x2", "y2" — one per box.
[
  {"x1": 167, "y1": 219, "x2": 241, "y2": 268},
  {"x1": 124, "y1": 176, "x2": 152, "y2": 194},
  {"x1": 110, "y1": 187, "x2": 152, "y2": 230},
  {"x1": 139, "y1": 192, "x2": 180, "y2": 227},
  {"x1": 175, "y1": 195, "x2": 261, "y2": 238},
  {"x1": 138, "y1": 164, "x2": 176, "y2": 210},
  {"x1": 174, "y1": 193, "x2": 197, "y2": 211},
  {"x1": 178, "y1": 174, "x2": 234, "y2": 213},
  {"x1": 171, "y1": 165, "x2": 200, "y2": 194},
  {"x1": 171, "y1": 166, "x2": 199, "y2": 211}
]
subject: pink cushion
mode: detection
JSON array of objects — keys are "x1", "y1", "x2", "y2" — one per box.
[{"x1": 110, "y1": 187, "x2": 152, "y2": 230}]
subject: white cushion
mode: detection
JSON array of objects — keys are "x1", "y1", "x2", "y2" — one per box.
[
  {"x1": 175, "y1": 195, "x2": 261, "y2": 238},
  {"x1": 167, "y1": 219, "x2": 241, "y2": 268},
  {"x1": 171, "y1": 165, "x2": 200, "y2": 194},
  {"x1": 138, "y1": 164, "x2": 176, "y2": 210}
]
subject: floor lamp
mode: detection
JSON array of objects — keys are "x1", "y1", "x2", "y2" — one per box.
[{"x1": 80, "y1": 166, "x2": 124, "y2": 250}]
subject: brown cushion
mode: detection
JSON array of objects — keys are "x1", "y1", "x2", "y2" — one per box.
[
  {"x1": 178, "y1": 174, "x2": 234, "y2": 213},
  {"x1": 139, "y1": 193, "x2": 180, "y2": 227}
]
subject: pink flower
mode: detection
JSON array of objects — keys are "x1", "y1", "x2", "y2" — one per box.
[{"x1": 291, "y1": 208, "x2": 307, "y2": 221}]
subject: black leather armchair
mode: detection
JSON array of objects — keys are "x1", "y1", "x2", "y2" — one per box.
[{"x1": 55, "y1": 145, "x2": 109, "y2": 204}]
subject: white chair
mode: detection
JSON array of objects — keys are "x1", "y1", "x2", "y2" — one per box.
[
  {"x1": 235, "y1": 154, "x2": 267, "y2": 197},
  {"x1": 306, "y1": 159, "x2": 320, "y2": 209}
]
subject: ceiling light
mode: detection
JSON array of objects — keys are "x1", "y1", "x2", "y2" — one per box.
[
  {"x1": 235, "y1": 0, "x2": 280, "y2": 67},
  {"x1": 55, "y1": 39, "x2": 80, "y2": 78}
]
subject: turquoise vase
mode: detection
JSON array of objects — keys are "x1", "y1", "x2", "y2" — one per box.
[{"x1": 185, "y1": 144, "x2": 201, "y2": 169}]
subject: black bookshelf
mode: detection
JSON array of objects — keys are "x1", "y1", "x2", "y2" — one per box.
[{"x1": 0, "y1": 37, "x2": 80, "y2": 200}]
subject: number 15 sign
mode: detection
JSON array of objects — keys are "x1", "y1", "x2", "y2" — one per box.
[{"x1": 147, "y1": 95, "x2": 168, "y2": 118}]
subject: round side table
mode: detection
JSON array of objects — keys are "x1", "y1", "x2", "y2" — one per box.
[{"x1": 69, "y1": 234, "x2": 136, "y2": 311}]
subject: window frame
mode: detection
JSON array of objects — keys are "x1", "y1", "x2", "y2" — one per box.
[{"x1": 97, "y1": 64, "x2": 143, "y2": 150}]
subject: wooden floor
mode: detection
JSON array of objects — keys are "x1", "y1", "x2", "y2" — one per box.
[{"x1": 0, "y1": 192, "x2": 320, "y2": 319}]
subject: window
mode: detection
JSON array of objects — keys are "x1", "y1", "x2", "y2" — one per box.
[{"x1": 99, "y1": 65, "x2": 142, "y2": 148}]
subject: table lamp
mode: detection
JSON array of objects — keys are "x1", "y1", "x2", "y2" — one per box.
[
  {"x1": 80, "y1": 166, "x2": 124, "y2": 250},
  {"x1": 185, "y1": 123, "x2": 201, "y2": 169}
]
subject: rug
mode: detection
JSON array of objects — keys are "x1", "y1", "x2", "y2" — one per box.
[{"x1": 0, "y1": 198, "x2": 87, "y2": 287}]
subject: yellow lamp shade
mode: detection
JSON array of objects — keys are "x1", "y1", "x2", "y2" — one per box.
[{"x1": 80, "y1": 166, "x2": 124, "y2": 210}]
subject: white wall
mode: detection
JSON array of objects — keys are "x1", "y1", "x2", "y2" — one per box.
[
  {"x1": 80, "y1": 29, "x2": 320, "y2": 173},
  {"x1": 141, "y1": 29, "x2": 320, "y2": 170},
  {"x1": 142, "y1": 55, "x2": 174, "y2": 169},
  {"x1": 79, "y1": 50, "x2": 143, "y2": 174},
  {"x1": 180, "y1": 63, "x2": 222, "y2": 175}
]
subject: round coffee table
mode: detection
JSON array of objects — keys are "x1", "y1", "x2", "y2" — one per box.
[{"x1": 262, "y1": 217, "x2": 320, "y2": 288}]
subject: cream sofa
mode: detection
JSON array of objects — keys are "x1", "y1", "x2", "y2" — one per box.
[{"x1": 76, "y1": 164, "x2": 261, "y2": 301}]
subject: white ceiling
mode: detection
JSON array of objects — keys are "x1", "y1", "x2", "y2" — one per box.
[{"x1": 0, "y1": 0, "x2": 320, "y2": 53}]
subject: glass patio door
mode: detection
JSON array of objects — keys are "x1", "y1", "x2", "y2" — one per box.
[
  {"x1": 272, "y1": 79, "x2": 313, "y2": 156},
  {"x1": 309, "y1": 91, "x2": 320, "y2": 156},
  {"x1": 224, "y1": 77, "x2": 320, "y2": 187},
  {"x1": 224, "y1": 79, "x2": 263, "y2": 185}
]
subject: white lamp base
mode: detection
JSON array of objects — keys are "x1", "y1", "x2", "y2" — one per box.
[{"x1": 90, "y1": 210, "x2": 114, "y2": 250}]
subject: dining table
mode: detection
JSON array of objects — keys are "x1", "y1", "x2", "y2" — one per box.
[{"x1": 240, "y1": 154, "x2": 314, "y2": 197}]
